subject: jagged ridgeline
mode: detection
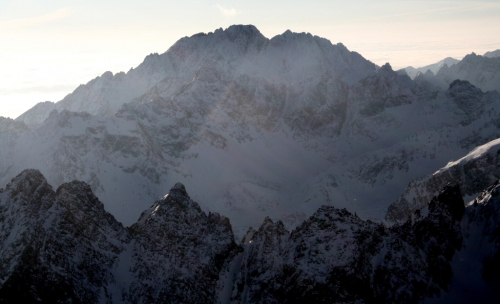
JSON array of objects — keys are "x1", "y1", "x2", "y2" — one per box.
[
  {"x1": 0, "y1": 169, "x2": 499, "y2": 303},
  {"x1": 0, "y1": 170, "x2": 239, "y2": 304},
  {"x1": 2, "y1": 25, "x2": 500, "y2": 241}
]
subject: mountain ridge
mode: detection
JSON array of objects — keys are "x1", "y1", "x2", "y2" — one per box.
[
  {"x1": 1, "y1": 169, "x2": 499, "y2": 303},
  {"x1": 403, "y1": 57, "x2": 460, "y2": 79}
]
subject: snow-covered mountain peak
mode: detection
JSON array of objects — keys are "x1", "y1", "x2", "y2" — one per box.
[
  {"x1": 261, "y1": 215, "x2": 274, "y2": 225},
  {"x1": 165, "y1": 183, "x2": 190, "y2": 201},
  {"x1": 133, "y1": 182, "x2": 210, "y2": 233},
  {"x1": 434, "y1": 56, "x2": 460, "y2": 71},
  {"x1": 222, "y1": 24, "x2": 264, "y2": 40},
  {"x1": 4, "y1": 169, "x2": 50, "y2": 199},
  {"x1": 168, "y1": 24, "x2": 267, "y2": 63},
  {"x1": 170, "y1": 182, "x2": 188, "y2": 196},
  {"x1": 256, "y1": 216, "x2": 287, "y2": 235},
  {"x1": 15, "y1": 25, "x2": 380, "y2": 129},
  {"x1": 447, "y1": 79, "x2": 483, "y2": 95},
  {"x1": 55, "y1": 180, "x2": 100, "y2": 207}
]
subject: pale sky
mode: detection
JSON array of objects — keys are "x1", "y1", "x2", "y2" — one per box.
[{"x1": 1, "y1": 0, "x2": 499, "y2": 119}]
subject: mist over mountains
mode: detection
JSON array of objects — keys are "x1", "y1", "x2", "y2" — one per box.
[{"x1": 1, "y1": 25, "x2": 500, "y2": 302}]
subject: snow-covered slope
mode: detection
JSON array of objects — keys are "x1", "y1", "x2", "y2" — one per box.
[
  {"x1": 15, "y1": 52, "x2": 186, "y2": 127},
  {"x1": 403, "y1": 57, "x2": 459, "y2": 79},
  {"x1": 14, "y1": 101, "x2": 55, "y2": 128},
  {"x1": 386, "y1": 137, "x2": 500, "y2": 223}
]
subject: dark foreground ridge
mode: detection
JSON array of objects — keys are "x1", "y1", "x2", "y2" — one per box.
[{"x1": 0, "y1": 169, "x2": 499, "y2": 303}]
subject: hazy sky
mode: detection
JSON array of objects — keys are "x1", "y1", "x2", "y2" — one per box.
[{"x1": 1, "y1": 0, "x2": 499, "y2": 118}]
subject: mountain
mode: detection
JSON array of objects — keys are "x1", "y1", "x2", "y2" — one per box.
[
  {"x1": 127, "y1": 182, "x2": 239, "y2": 303},
  {"x1": 484, "y1": 49, "x2": 500, "y2": 58},
  {"x1": 15, "y1": 25, "x2": 375, "y2": 128},
  {"x1": 232, "y1": 184, "x2": 469, "y2": 303},
  {"x1": 0, "y1": 117, "x2": 29, "y2": 183},
  {"x1": 412, "y1": 69, "x2": 449, "y2": 92},
  {"x1": 15, "y1": 55, "x2": 182, "y2": 127},
  {"x1": 14, "y1": 101, "x2": 55, "y2": 129},
  {"x1": 436, "y1": 52, "x2": 500, "y2": 92},
  {"x1": 1, "y1": 169, "x2": 499, "y2": 303},
  {"x1": 402, "y1": 52, "x2": 500, "y2": 93},
  {"x1": 387, "y1": 137, "x2": 500, "y2": 223},
  {"x1": 0, "y1": 169, "x2": 238, "y2": 303},
  {"x1": 0, "y1": 169, "x2": 129, "y2": 303},
  {"x1": 3, "y1": 25, "x2": 500, "y2": 238},
  {"x1": 403, "y1": 57, "x2": 459, "y2": 79}
]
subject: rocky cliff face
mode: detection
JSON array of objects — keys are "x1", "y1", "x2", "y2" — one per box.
[
  {"x1": 456, "y1": 180, "x2": 500, "y2": 301},
  {"x1": 0, "y1": 169, "x2": 128, "y2": 303},
  {"x1": 391, "y1": 184, "x2": 465, "y2": 294},
  {"x1": 1, "y1": 169, "x2": 499, "y2": 303},
  {"x1": 0, "y1": 170, "x2": 238, "y2": 304},
  {"x1": 230, "y1": 185, "x2": 468, "y2": 303},
  {"x1": 230, "y1": 180, "x2": 500, "y2": 303},
  {"x1": 127, "y1": 182, "x2": 239, "y2": 303}
]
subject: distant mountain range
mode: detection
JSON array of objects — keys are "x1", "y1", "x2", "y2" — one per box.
[
  {"x1": 402, "y1": 49, "x2": 500, "y2": 81},
  {"x1": 402, "y1": 57, "x2": 460, "y2": 79}
]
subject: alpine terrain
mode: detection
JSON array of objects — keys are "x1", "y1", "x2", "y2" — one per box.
[
  {"x1": 0, "y1": 169, "x2": 499, "y2": 303},
  {"x1": 0, "y1": 24, "x2": 500, "y2": 302}
]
